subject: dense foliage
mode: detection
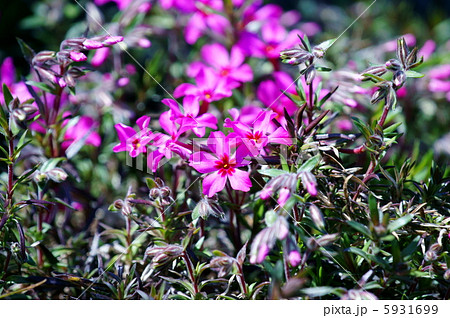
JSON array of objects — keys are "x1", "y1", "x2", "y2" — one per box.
[{"x1": 0, "y1": 0, "x2": 449, "y2": 300}]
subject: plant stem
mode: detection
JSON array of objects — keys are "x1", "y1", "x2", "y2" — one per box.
[
  {"x1": 307, "y1": 82, "x2": 314, "y2": 123},
  {"x1": 182, "y1": 252, "x2": 199, "y2": 295}
]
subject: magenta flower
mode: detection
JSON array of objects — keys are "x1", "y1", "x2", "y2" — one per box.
[
  {"x1": 162, "y1": 96, "x2": 217, "y2": 137},
  {"x1": 187, "y1": 43, "x2": 253, "y2": 88},
  {"x1": 174, "y1": 68, "x2": 233, "y2": 104},
  {"x1": 184, "y1": 1, "x2": 230, "y2": 44},
  {"x1": 228, "y1": 105, "x2": 263, "y2": 126},
  {"x1": 113, "y1": 115, "x2": 154, "y2": 157},
  {"x1": 95, "y1": 0, "x2": 151, "y2": 12},
  {"x1": 237, "y1": 20, "x2": 302, "y2": 60},
  {"x1": 0, "y1": 57, "x2": 34, "y2": 104},
  {"x1": 146, "y1": 110, "x2": 193, "y2": 172},
  {"x1": 190, "y1": 131, "x2": 252, "y2": 197},
  {"x1": 224, "y1": 110, "x2": 291, "y2": 156},
  {"x1": 159, "y1": 0, "x2": 195, "y2": 12},
  {"x1": 61, "y1": 116, "x2": 101, "y2": 150},
  {"x1": 257, "y1": 72, "x2": 298, "y2": 118}
]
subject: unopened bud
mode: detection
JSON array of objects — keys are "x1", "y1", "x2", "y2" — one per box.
[
  {"x1": 444, "y1": 269, "x2": 450, "y2": 281},
  {"x1": 34, "y1": 66, "x2": 57, "y2": 83},
  {"x1": 305, "y1": 66, "x2": 316, "y2": 85},
  {"x1": 113, "y1": 199, "x2": 124, "y2": 210},
  {"x1": 33, "y1": 171, "x2": 48, "y2": 183},
  {"x1": 32, "y1": 51, "x2": 56, "y2": 65},
  {"x1": 361, "y1": 65, "x2": 387, "y2": 79},
  {"x1": 385, "y1": 59, "x2": 401, "y2": 70},
  {"x1": 83, "y1": 39, "x2": 104, "y2": 50},
  {"x1": 370, "y1": 88, "x2": 387, "y2": 104},
  {"x1": 312, "y1": 46, "x2": 325, "y2": 59},
  {"x1": 69, "y1": 51, "x2": 87, "y2": 62},
  {"x1": 103, "y1": 35, "x2": 124, "y2": 46},
  {"x1": 12, "y1": 108, "x2": 27, "y2": 122},
  {"x1": 46, "y1": 168, "x2": 68, "y2": 182},
  {"x1": 149, "y1": 188, "x2": 160, "y2": 199},
  {"x1": 160, "y1": 186, "x2": 171, "y2": 198},
  {"x1": 393, "y1": 70, "x2": 406, "y2": 87},
  {"x1": 309, "y1": 204, "x2": 325, "y2": 230}
]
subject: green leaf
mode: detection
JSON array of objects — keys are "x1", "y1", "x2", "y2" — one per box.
[
  {"x1": 315, "y1": 66, "x2": 333, "y2": 72},
  {"x1": 298, "y1": 155, "x2": 320, "y2": 172},
  {"x1": 192, "y1": 203, "x2": 201, "y2": 220},
  {"x1": 405, "y1": 70, "x2": 424, "y2": 78},
  {"x1": 2, "y1": 83, "x2": 14, "y2": 106},
  {"x1": 318, "y1": 86, "x2": 338, "y2": 107},
  {"x1": 16, "y1": 38, "x2": 35, "y2": 64},
  {"x1": 257, "y1": 169, "x2": 286, "y2": 177},
  {"x1": 25, "y1": 81, "x2": 55, "y2": 94},
  {"x1": 368, "y1": 193, "x2": 379, "y2": 225},
  {"x1": 387, "y1": 214, "x2": 413, "y2": 233},
  {"x1": 362, "y1": 73, "x2": 385, "y2": 83},
  {"x1": 40, "y1": 157, "x2": 66, "y2": 172},
  {"x1": 383, "y1": 122, "x2": 402, "y2": 134},
  {"x1": 347, "y1": 220, "x2": 373, "y2": 239},
  {"x1": 301, "y1": 286, "x2": 341, "y2": 298},
  {"x1": 351, "y1": 116, "x2": 371, "y2": 140},
  {"x1": 316, "y1": 38, "x2": 336, "y2": 52}
]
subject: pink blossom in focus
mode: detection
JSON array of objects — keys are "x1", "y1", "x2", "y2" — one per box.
[
  {"x1": 174, "y1": 68, "x2": 233, "y2": 104},
  {"x1": 113, "y1": 115, "x2": 155, "y2": 157},
  {"x1": 162, "y1": 96, "x2": 217, "y2": 137},
  {"x1": 190, "y1": 131, "x2": 252, "y2": 197}
]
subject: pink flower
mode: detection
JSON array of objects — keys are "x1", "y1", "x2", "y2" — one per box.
[
  {"x1": 162, "y1": 96, "x2": 217, "y2": 137},
  {"x1": 61, "y1": 116, "x2": 101, "y2": 150},
  {"x1": 257, "y1": 72, "x2": 298, "y2": 117},
  {"x1": 277, "y1": 187, "x2": 291, "y2": 206},
  {"x1": 419, "y1": 40, "x2": 436, "y2": 61},
  {"x1": 228, "y1": 105, "x2": 263, "y2": 126},
  {"x1": 113, "y1": 115, "x2": 155, "y2": 157},
  {"x1": 288, "y1": 250, "x2": 302, "y2": 267},
  {"x1": 158, "y1": 0, "x2": 195, "y2": 12},
  {"x1": 237, "y1": 20, "x2": 302, "y2": 59},
  {"x1": 187, "y1": 43, "x2": 253, "y2": 89},
  {"x1": 146, "y1": 111, "x2": 193, "y2": 172},
  {"x1": 184, "y1": 1, "x2": 230, "y2": 44},
  {"x1": 0, "y1": 57, "x2": 34, "y2": 104},
  {"x1": 224, "y1": 110, "x2": 291, "y2": 156},
  {"x1": 190, "y1": 131, "x2": 252, "y2": 197},
  {"x1": 174, "y1": 68, "x2": 233, "y2": 104}
]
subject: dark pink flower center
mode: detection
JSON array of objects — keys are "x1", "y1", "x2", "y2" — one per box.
[
  {"x1": 220, "y1": 67, "x2": 230, "y2": 77},
  {"x1": 245, "y1": 131, "x2": 263, "y2": 143},
  {"x1": 214, "y1": 153, "x2": 236, "y2": 176}
]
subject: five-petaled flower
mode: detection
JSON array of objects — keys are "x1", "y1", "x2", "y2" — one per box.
[
  {"x1": 113, "y1": 115, "x2": 154, "y2": 157},
  {"x1": 190, "y1": 131, "x2": 252, "y2": 197}
]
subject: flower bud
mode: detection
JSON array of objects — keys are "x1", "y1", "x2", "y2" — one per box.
[
  {"x1": 288, "y1": 250, "x2": 302, "y2": 267},
  {"x1": 113, "y1": 199, "x2": 124, "y2": 210},
  {"x1": 361, "y1": 65, "x2": 387, "y2": 79},
  {"x1": 12, "y1": 108, "x2": 27, "y2": 122},
  {"x1": 301, "y1": 171, "x2": 317, "y2": 196},
  {"x1": 69, "y1": 51, "x2": 87, "y2": 62},
  {"x1": 277, "y1": 187, "x2": 291, "y2": 206},
  {"x1": 46, "y1": 168, "x2": 68, "y2": 182},
  {"x1": 33, "y1": 171, "x2": 48, "y2": 183},
  {"x1": 393, "y1": 70, "x2": 406, "y2": 87},
  {"x1": 103, "y1": 35, "x2": 124, "y2": 46},
  {"x1": 83, "y1": 39, "x2": 104, "y2": 50},
  {"x1": 370, "y1": 88, "x2": 387, "y2": 104},
  {"x1": 34, "y1": 66, "x2": 57, "y2": 83},
  {"x1": 312, "y1": 46, "x2": 325, "y2": 59},
  {"x1": 444, "y1": 269, "x2": 450, "y2": 281},
  {"x1": 149, "y1": 188, "x2": 160, "y2": 199},
  {"x1": 32, "y1": 51, "x2": 56, "y2": 65},
  {"x1": 385, "y1": 59, "x2": 401, "y2": 70},
  {"x1": 305, "y1": 66, "x2": 316, "y2": 85},
  {"x1": 309, "y1": 204, "x2": 325, "y2": 230}
]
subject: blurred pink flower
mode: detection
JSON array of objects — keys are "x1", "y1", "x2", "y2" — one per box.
[
  {"x1": 419, "y1": 40, "x2": 436, "y2": 61},
  {"x1": 184, "y1": 1, "x2": 230, "y2": 44},
  {"x1": 0, "y1": 57, "x2": 34, "y2": 103},
  {"x1": 61, "y1": 116, "x2": 101, "y2": 150},
  {"x1": 190, "y1": 131, "x2": 251, "y2": 197},
  {"x1": 237, "y1": 20, "x2": 302, "y2": 60},
  {"x1": 187, "y1": 43, "x2": 253, "y2": 88}
]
